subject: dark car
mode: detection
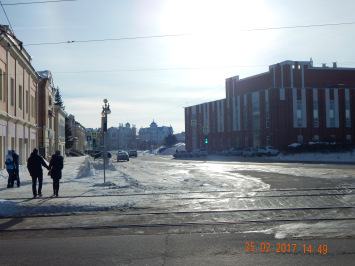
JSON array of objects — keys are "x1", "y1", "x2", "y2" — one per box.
[
  {"x1": 222, "y1": 147, "x2": 244, "y2": 156},
  {"x1": 129, "y1": 150, "x2": 138, "y2": 157},
  {"x1": 117, "y1": 151, "x2": 129, "y2": 162}
]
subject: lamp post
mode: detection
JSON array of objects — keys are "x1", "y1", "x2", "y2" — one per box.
[{"x1": 101, "y1": 99, "x2": 111, "y2": 183}]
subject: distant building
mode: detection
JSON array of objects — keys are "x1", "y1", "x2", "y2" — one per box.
[
  {"x1": 66, "y1": 114, "x2": 86, "y2": 153},
  {"x1": 138, "y1": 120, "x2": 173, "y2": 144},
  {"x1": 37, "y1": 70, "x2": 56, "y2": 160},
  {"x1": 175, "y1": 132, "x2": 185, "y2": 143},
  {"x1": 185, "y1": 59, "x2": 355, "y2": 151},
  {"x1": 54, "y1": 104, "x2": 67, "y2": 156},
  {"x1": 107, "y1": 123, "x2": 137, "y2": 150}
]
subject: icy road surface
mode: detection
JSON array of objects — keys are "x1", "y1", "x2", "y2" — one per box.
[{"x1": 1, "y1": 154, "x2": 355, "y2": 239}]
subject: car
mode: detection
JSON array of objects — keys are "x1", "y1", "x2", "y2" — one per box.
[
  {"x1": 215, "y1": 150, "x2": 224, "y2": 156},
  {"x1": 129, "y1": 150, "x2": 138, "y2": 157},
  {"x1": 117, "y1": 151, "x2": 129, "y2": 162},
  {"x1": 173, "y1": 150, "x2": 190, "y2": 158},
  {"x1": 190, "y1": 148, "x2": 208, "y2": 157},
  {"x1": 222, "y1": 147, "x2": 244, "y2": 156},
  {"x1": 243, "y1": 148, "x2": 258, "y2": 157},
  {"x1": 258, "y1": 146, "x2": 279, "y2": 157}
]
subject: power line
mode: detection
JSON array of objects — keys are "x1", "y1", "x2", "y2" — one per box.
[
  {"x1": 2, "y1": 21, "x2": 355, "y2": 49},
  {"x1": 0, "y1": 1, "x2": 15, "y2": 35},
  {"x1": 2, "y1": 0, "x2": 77, "y2": 5}
]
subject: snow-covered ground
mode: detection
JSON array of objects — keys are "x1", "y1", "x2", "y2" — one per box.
[{"x1": 277, "y1": 151, "x2": 355, "y2": 162}]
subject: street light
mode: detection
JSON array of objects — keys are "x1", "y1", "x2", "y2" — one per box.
[{"x1": 101, "y1": 98, "x2": 111, "y2": 183}]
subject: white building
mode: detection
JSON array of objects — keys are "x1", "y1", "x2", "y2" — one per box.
[{"x1": 138, "y1": 120, "x2": 173, "y2": 144}]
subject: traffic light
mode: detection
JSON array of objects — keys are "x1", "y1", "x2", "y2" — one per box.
[
  {"x1": 205, "y1": 138, "x2": 208, "y2": 144},
  {"x1": 93, "y1": 139, "x2": 96, "y2": 147}
]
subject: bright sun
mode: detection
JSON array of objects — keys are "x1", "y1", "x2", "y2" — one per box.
[{"x1": 159, "y1": 0, "x2": 273, "y2": 70}]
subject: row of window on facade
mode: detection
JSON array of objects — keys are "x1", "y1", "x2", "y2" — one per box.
[
  {"x1": 0, "y1": 71, "x2": 37, "y2": 118},
  {"x1": 188, "y1": 91, "x2": 351, "y2": 136}
]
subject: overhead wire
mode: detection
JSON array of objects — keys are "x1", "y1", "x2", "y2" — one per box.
[
  {"x1": 2, "y1": 0, "x2": 77, "y2": 5},
  {"x1": 0, "y1": 1, "x2": 15, "y2": 35},
  {"x1": 0, "y1": 21, "x2": 354, "y2": 49}
]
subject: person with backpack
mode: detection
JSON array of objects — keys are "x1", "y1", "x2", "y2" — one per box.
[
  {"x1": 5, "y1": 150, "x2": 14, "y2": 188},
  {"x1": 48, "y1": 150, "x2": 64, "y2": 197},
  {"x1": 11, "y1": 150, "x2": 20, "y2": 187},
  {"x1": 27, "y1": 148, "x2": 50, "y2": 198}
]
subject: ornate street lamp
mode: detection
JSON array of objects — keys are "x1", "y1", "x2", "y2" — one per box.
[{"x1": 101, "y1": 99, "x2": 111, "y2": 183}]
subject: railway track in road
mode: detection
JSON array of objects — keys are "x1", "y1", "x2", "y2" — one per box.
[{"x1": 3, "y1": 187, "x2": 355, "y2": 201}]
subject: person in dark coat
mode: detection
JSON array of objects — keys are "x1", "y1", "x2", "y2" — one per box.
[
  {"x1": 11, "y1": 150, "x2": 20, "y2": 187},
  {"x1": 27, "y1": 148, "x2": 50, "y2": 198},
  {"x1": 49, "y1": 150, "x2": 64, "y2": 197}
]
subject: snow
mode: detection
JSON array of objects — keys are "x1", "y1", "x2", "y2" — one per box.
[{"x1": 277, "y1": 151, "x2": 355, "y2": 162}]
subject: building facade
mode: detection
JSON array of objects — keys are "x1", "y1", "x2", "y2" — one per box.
[
  {"x1": 0, "y1": 25, "x2": 41, "y2": 167},
  {"x1": 54, "y1": 104, "x2": 67, "y2": 156},
  {"x1": 185, "y1": 60, "x2": 355, "y2": 151},
  {"x1": 37, "y1": 70, "x2": 56, "y2": 160},
  {"x1": 66, "y1": 114, "x2": 86, "y2": 154},
  {"x1": 106, "y1": 123, "x2": 137, "y2": 150},
  {"x1": 138, "y1": 120, "x2": 173, "y2": 144}
]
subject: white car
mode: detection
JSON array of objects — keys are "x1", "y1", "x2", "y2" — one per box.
[
  {"x1": 243, "y1": 148, "x2": 258, "y2": 157},
  {"x1": 258, "y1": 146, "x2": 279, "y2": 157}
]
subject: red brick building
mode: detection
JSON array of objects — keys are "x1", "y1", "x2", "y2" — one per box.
[{"x1": 185, "y1": 60, "x2": 355, "y2": 152}]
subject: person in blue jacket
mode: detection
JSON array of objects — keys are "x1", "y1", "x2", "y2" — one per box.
[
  {"x1": 11, "y1": 150, "x2": 20, "y2": 187},
  {"x1": 5, "y1": 150, "x2": 14, "y2": 188}
]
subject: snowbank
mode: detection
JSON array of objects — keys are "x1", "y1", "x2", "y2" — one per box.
[{"x1": 277, "y1": 151, "x2": 355, "y2": 162}]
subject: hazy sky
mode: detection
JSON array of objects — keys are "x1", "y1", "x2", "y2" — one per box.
[{"x1": 1, "y1": 0, "x2": 355, "y2": 133}]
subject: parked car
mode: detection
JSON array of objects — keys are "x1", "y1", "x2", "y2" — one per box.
[
  {"x1": 258, "y1": 146, "x2": 279, "y2": 157},
  {"x1": 117, "y1": 151, "x2": 129, "y2": 162},
  {"x1": 191, "y1": 148, "x2": 208, "y2": 157},
  {"x1": 223, "y1": 147, "x2": 244, "y2": 156},
  {"x1": 173, "y1": 150, "x2": 190, "y2": 158},
  {"x1": 243, "y1": 148, "x2": 258, "y2": 157},
  {"x1": 215, "y1": 150, "x2": 224, "y2": 156},
  {"x1": 129, "y1": 150, "x2": 138, "y2": 157}
]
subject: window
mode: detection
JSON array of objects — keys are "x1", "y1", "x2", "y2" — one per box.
[
  {"x1": 313, "y1": 100, "x2": 319, "y2": 128},
  {"x1": 213, "y1": 138, "x2": 215, "y2": 148},
  {"x1": 329, "y1": 100, "x2": 335, "y2": 127},
  {"x1": 220, "y1": 138, "x2": 223, "y2": 148},
  {"x1": 345, "y1": 101, "x2": 351, "y2": 127},
  {"x1": 244, "y1": 103, "x2": 248, "y2": 130},
  {"x1": 228, "y1": 138, "x2": 231, "y2": 147},
  {"x1": 330, "y1": 135, "x2": 336, "y2": 142},
  {"x1": 266, "y1": 136, "x2": 270, "y2": 146},
  {"x1": 297, "y1": 100, "x2": 302, "y2": 127},
  {"x1": 245, "y1": 137, "x2": 248, "y2": 147},
  {"x1": 227, "y1": 109, "x2": 230, "y2": 131},
  {"x1": 19, "y1": 85, "x2": 22, "y2": 110},
  {"x1": 26, "y1": 91, "x2": 29, "y2": 113},
  {"x1": 0, "y1": 69, "x2": 2, "y2": 101},
  {"x1": 236, "y1": 137, "x2": 239, "y2": 147},
  {"x1": 10, "y1": 78, "x2": 14, "y2": 106},
  {"x1": 265, "y1": 101, "x2": 269, "y2": 128}
]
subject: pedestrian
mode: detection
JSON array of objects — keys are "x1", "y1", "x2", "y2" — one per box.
[
  {"x1": 48, "y1": 150, "x2": 64, "y2": 197},
  {"x1": 5, "y1": 150, "x2": 14, "y2": 188},
  {"x1": 27, "y1": 148, "x2": 50, "y2": 198},
  {"x1": 11, "y1": 150, "x2": 20, "y2": 187}
]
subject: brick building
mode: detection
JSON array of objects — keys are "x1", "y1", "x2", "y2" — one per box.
[{"x1": 185, "y1": 59, "x2": 355, "y2": 152}]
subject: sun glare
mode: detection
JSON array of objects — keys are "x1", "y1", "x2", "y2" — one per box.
[{"x1": 160, "y1": 0, "x2": 273, "y2": 76}]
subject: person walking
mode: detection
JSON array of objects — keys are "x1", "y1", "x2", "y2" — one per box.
[
  {"x1": 5, "y1": 150, "x2": 14, "y2": 188},
  {"x1": 11, "y1": 150, "x2": 20, "y2": 187},
  {"x1": 27, "y1": 148, "x2": 50, "y2": 198},
  {"x1": 48, "y1": 150, "x2": 64, "y2": 197}
]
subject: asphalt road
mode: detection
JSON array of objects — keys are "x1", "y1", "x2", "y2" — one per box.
[{"x1": 1, "y1": 154, "x2": 355, "y2": 265}]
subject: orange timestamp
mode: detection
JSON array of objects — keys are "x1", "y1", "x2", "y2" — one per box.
[{"x1": 245, "y1": 242, "x2": 327, "y2": 254}]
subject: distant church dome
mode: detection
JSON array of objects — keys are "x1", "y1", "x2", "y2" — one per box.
[{"x1": 150, "y1": 119, "x2": 157, "y2": 127}]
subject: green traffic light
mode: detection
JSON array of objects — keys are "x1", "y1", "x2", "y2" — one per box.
[{"x1": 205, "y1": 139, "x2": 208, "y2": 144}]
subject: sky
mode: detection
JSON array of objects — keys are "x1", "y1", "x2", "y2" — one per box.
[{"x1": 1, "y1": 0, "x2": 355, "y2": 133}]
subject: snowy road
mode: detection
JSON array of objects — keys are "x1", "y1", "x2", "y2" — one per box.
[{"x1": 1, "y1": 154, "x2": 355, "y2": 239}]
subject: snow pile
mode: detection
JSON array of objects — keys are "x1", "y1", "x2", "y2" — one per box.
[
  {"x1": 277, "y1": 152, "x2": 355, "y2": 162},
  {"x1": 76, "y1": 156, "x2": 96, "y2": 178},
  {"x1": 157, "y1": 143, "x2": 186, "y2": 155}
]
